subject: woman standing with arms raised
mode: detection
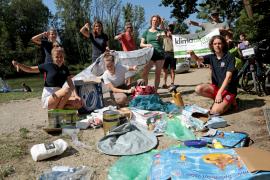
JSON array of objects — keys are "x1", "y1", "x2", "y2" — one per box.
[
  {"x1": 80, "y1": 21, "x2": 110, "y2": 63},
  {"x1": 31, "y1": 28, "x2": 59, "y2": 63},
  {"x1": 140, "y1": 15, "x2": 165, "y2": 91}
]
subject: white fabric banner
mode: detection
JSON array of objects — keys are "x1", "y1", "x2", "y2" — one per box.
[
  {"x1": 70, "y1": 47, "x2": 154, "y2": 93},
  {"x1": 172, "y1": 29, "x2": 220, "y2": 58}
]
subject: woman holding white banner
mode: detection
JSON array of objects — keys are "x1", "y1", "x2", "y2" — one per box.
[
  {"x1": 188, "y1": 35, "x2": 238, "y2": 115},
  {"x1": 140, "y1": 15, "x2": 165, "y2": 91}
]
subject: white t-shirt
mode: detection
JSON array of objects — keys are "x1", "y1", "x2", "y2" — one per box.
[{"x1": 102, "y1": 63, "x2": 129, "y2": 87}]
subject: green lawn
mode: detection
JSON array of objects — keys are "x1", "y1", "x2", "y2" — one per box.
[{"x1": 0, "y1": 75, "x2": 43, "y2": 103}]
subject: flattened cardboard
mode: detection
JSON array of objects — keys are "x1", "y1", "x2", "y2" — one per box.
[{"x1": 235, "y1": 147, "x2": 270, "y2": 172}]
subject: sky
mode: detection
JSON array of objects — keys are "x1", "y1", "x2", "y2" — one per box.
[{"x1": 42, "y1": 0, "x2": 199, "y2": 33}]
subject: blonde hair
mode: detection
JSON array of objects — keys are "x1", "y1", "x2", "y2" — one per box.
[
  {"x1": 51, "y1": 47, "x2": 65, "y2": 63},
  {"x1": 52, "y1": 41, "x2": 60, "y2": 48}
]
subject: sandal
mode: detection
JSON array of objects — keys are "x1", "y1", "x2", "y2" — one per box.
[{"x1": 162, "y1": 84, "x2": 168, "y2": 89}]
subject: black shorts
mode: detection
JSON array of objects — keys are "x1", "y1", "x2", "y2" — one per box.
[
  {"x1": 151, "y1": 49, "x2": 164, "y2": 61},
  {"x1": 163, "y1": 52, "x2": 176, "y2": 69}
]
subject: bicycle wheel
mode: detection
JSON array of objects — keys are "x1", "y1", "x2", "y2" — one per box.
[
  {"x1": 241, "y1": 71, "x2": 254, "y2": 91},
  {"x1": 251, "y1": 71, "x2": 260, "y2": 95},
  {"x1": 264, "y1": 74, "x2": 270, "y2": 95}
]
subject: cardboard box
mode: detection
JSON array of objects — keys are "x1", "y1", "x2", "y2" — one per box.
[
  {"x1": 235, "y1": 147, "x2": 270, "y2": 172},
  {"x1": 74, "y1": 81, "x2": 104, "y2": 114},
  {"x1": 48, "y1": 109, "x2": 79, "y2": 128}
]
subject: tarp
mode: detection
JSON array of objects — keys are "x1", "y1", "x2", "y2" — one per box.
[
  {"x1": 74, "y1": 47, "x2": 153, "y2": 79},
  {"x1": 70, "y1": 47, "x2": 153, "y2": 93},
  {"x1": 97, "y1": 122, "x2": 157, "y2": 156}
]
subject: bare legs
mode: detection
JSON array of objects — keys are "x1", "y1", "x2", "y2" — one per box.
[
  {"x1": 142, "y1": 60, "x2": 164, "y2": 91},
  {"x1": 195, "y1": 84, "x2": 235, "y2": 115},
  {"x1": 170, "y1": 68, "x2": 175, "y2": 85},
  {"x1": 47, "y1": 87, "x2": 82, "y2": 110},
  {"x1": 142, "y1": 60, "x2": 154, "y2": 86},
  {"x1": 163, "y1": 68, "x2": 168, "y2": 87},
  {"x1": 163, "y1": 68, "x2": 175, "y2": 87}
]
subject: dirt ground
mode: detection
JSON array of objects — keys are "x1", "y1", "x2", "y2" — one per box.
[{"x1": 0, "y1": 68, "x2": 270, "y2": 179}]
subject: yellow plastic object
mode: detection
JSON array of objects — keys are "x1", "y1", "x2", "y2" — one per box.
[
  {"x1": 213, "y1": 139, "x2": 224, "y2": 149},
  {"x1": 172, "y1": 92, "x2": 184, "y2": 107}
]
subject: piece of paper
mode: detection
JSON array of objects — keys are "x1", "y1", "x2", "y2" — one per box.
[{"x1": 235, "y1": 147, "x2": 270, "y2": 172}]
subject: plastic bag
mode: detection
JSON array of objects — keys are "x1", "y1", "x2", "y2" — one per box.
[
  {"x1": 39, "y1": 166, "x2": 94, "y2": 180},
  {"x1": 165, "y1": 115, "x2": 196, "y2": 141},
  {"x1": 108, "y1": 150, "x2": 158, "y2": 180}
]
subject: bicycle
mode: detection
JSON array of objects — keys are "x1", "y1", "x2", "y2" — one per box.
[{"x1": 237, "y1": 39, "x2": 269, "y2": 96}]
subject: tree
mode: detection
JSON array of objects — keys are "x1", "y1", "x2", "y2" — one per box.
[
  {"x1": 55, "y1": 0, "x2": 92, "y2": 64},
  {"x1": 0, "y1": 0, "x2": 50, "y2": 77},
  {"x1": 160, "y1": 0, "x2": 243, "y2": 27},
  {"x1": 6, "y1": 0, "x2": 50, "y2": 46},
  {"x1": 198, "y1": 0, "x2": 243, "y2": 27},
  {"x1": 160, "y1": 0, "x2": 198, "y2": 23},
  {"x1": 235, "y1": 0, "x2": 270, "y2": 41}
]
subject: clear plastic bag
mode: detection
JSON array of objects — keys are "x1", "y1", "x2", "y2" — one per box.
[
  {"x1": 165, "y1": 115, "x2": 196, "y2": 141},
  {"x1": 108, "y1": 150, "x2": 158, "y2": 180}
]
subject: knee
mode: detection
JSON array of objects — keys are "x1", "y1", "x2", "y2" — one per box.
[
  {"x1": 195, "y1": 85, "x2": 203, "y2": 95},
  {"x1": 74, "y1": 99, "x2": 83, "y2": 109},
  {"x1": 63, "y1": 87, "x2": 72, "y2": 95}
]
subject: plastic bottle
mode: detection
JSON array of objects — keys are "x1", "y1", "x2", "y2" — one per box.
[{"x1": 212, "y1": 139, "x2": 224, "y2": 149}]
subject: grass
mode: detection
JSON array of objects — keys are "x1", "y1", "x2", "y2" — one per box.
[
  {"x1": 0, "y1": 75, "x2": 43, "y2": 103},
  {"x1": 0, "y1": 63, "x2": 91, "y2": 104},
  {"x1": 0, "y1": 142, "x2": 25, "y2": 161},
  {"x1": 0, "y1": 165, "x2": 15, "y2": 178},
  {"x1": 19, "y1": 128, "x2": 30, "y2": 139}
]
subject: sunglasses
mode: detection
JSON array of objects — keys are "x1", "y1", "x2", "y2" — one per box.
[{"x1": 126, "y1": 26, "x2": 133, "y2": 29}]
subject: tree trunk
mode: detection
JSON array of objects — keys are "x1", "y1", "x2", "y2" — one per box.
[{"x1": 243, "y1": 0, "x2": 253, "y2": 18}]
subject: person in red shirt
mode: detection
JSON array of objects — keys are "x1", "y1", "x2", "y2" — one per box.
[
  {"x1": 114, "y1": 22, "x2": 137, "y2": 85},
  {"x1": 114, "y1": 22, "x2": 136, "y2": 51}
]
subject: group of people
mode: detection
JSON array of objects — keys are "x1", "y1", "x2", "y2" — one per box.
[{"x1": 12, "y1": 10, "x2": 248, "y2": 115}]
